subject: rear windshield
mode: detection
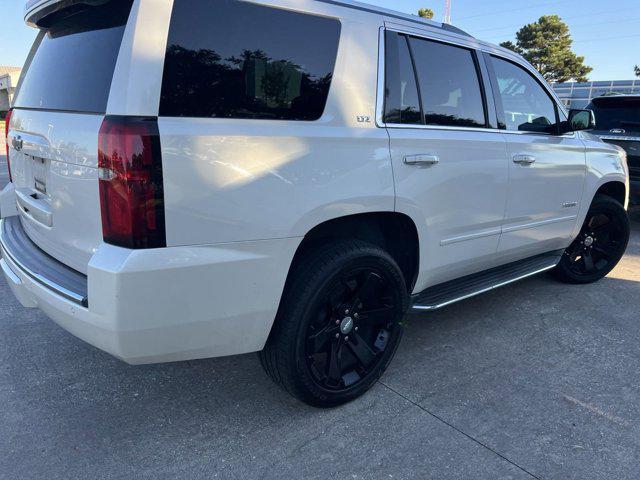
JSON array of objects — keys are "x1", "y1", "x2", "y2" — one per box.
[
  {"x1": 160, "y1": 0, "x2": 341, "y2": 121},
  {"x1": 14, "y1": 0, "x2": 133, "y2": 113},
  {"x1": 588, "y1": 97, "x2": 640, "y2": 134}
]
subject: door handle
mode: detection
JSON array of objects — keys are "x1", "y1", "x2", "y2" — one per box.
[
  {"x1": 513, "y1": 154, "x2": 536, "y2": 165},
  {"x1": 404, "y1": 154, "x2": 440, "y2": 167}
]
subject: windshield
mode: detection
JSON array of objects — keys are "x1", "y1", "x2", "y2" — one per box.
[
  {"x1": 587, "y1": 97, "x2": 640, "y2": 134},
  {"x1": 14, "y1": 0, "x2": 133, "y2": 113}
]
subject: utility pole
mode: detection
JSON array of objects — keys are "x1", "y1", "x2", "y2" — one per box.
[{"x1": 443, "y1": 0, "x2": 451, "y2": 24}]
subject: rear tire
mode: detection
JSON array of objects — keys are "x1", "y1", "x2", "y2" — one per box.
[
  {"x1": 552, "y1": 194, "x2": 630, "y2": 284},
  {"x1": 259, "y1": 239, "x2": 409, "y2": 408}
]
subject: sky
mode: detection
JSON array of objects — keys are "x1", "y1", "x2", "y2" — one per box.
[{"x1": 0, "y1": 0, "x2": 638, "y2": 81}]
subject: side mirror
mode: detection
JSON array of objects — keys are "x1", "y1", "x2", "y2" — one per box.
[{"x1": 564, "y1": 109, "x2": 595, "y2": 132}]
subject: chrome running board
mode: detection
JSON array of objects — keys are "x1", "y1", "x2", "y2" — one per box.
[{"x1": 411, "y1": 251, "x2": 563, "y2": 311}]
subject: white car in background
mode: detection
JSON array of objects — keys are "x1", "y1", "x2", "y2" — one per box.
[{"x1": 0, "y1": 0, "x2": 630, "y2": 407}]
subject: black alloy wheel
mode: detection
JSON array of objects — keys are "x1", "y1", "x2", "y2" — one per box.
[
  {"x1": 553, "y1": 194, "x2": 630, "y2": 284},
  {"x1": 305, "y1": 267, "x2": 401, "y2": 391},
  {"x1": 260, "y1": 239, "x2": 409, "y2": 407}
]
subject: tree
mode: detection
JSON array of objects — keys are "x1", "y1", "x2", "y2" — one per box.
[
  {"x1": 418, "y1": 8, "x2": 434, "y2": 20},
  {"x1": 635, "y1": 65, "x2": 640, "y2": 78},
  {"x1": 499, "y1": 15, "x2": 592, "y2": 83},
  {"x1": 499, "y1": 41, "x2": 519, "y2": 53}
]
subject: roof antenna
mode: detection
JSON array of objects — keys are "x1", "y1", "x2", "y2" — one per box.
[{"x1": 443, "y1": 0, "x2": 452, "y2": 24}]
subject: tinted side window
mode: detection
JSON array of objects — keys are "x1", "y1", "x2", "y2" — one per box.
[
  {"x1": 160, "y1": 0, "x2": 341, "y2": 121},
  {"x1": 409, "y1": 38, "x2": 486, "y2": 128},
  {"x1": 384, "y1": 32, "x2": 421, "y2": 125},
  {"x1": 491, "y1": 56, "x2": 558, "y2": 133}
]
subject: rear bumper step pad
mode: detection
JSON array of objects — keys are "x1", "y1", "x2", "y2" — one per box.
[{"x1": 0, "y1": 216, "x2": 88, "y2": 306}]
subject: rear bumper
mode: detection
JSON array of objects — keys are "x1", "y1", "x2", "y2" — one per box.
[
  {"x1": 0, "y1": 215, "x2": 300, "y2": 364},
  {"x1": 1, "y1": 216, "x2": 88, "y2": 306}
]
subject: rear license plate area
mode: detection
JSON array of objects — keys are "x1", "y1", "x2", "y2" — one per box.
[{"x1": 31, "y1": 155, "x2": 49, "y2": 195}]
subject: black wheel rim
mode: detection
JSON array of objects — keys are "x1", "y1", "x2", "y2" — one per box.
[
  {"x1": 304, "y1": 267, "x2": 402, "y2": 391},
  {"x1": 565, "y1": 211, "x2": 625, "y2": 276}
]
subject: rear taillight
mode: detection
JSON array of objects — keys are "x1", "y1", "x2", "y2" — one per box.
[
  {"x1": 4, "y1": 108, "x2": 12, "y2": 183},
  {"x1": 98, "y1": 116, "x2": 166, "y2": 249}
]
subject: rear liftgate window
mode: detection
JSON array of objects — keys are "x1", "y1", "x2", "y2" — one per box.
[
  {"x1": 14, "y1": 0, "x2": 133, "y2": 113},
  {"x1": 160, "y1": 0, "x2": 341, "y2": 120}
]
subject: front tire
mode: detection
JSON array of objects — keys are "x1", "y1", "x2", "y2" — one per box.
[
  {"x1": 552, "y1": 194, "x2": 630, "y2": 284},
  {"x1": 260, "y1": 239, "x2": 409, "y2": 408}
]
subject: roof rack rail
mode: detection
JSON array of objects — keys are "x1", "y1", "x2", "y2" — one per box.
[{"x1": 314, "y1": 0, "x2": 474, "y2": 38}]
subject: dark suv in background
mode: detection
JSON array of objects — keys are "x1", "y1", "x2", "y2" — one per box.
[{"x1": 588, "y1": 95, "x2": 640, "y2": 205}]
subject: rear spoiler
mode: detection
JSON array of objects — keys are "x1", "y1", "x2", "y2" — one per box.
[{"x1": 24, "y1": 0, "x2": 110, "y2": 27}]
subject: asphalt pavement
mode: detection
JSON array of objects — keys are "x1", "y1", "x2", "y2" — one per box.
[{"x1": 1, "y1": 167, "x2": 640, "y2": 479}]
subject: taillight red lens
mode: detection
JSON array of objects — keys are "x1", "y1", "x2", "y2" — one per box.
[
  {"x1": 4, "y1": 108, "x2": 12, "y2": 183},
  {"x1": 98, "y1": 116, "x2": 166, "y2": 249}
]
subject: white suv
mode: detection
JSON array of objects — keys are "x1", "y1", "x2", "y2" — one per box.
[{"x1": 0, "y1": 0, "x2": 630, "y2": 407}]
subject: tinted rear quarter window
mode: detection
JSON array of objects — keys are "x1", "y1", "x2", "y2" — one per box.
[
  {"x1": 160, "y1": 0, "x2": 341, "y2": 121},
  {"x1": 14, "y1": 0, "x2": 133, "y2": 113}
]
